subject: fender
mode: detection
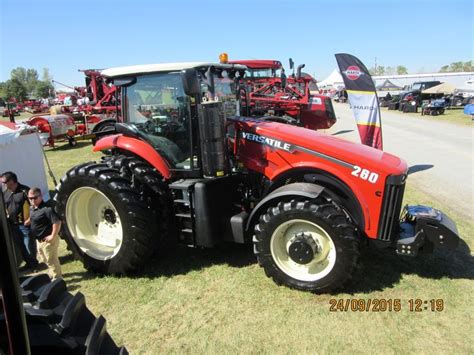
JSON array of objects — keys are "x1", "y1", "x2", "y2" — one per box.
[
  {"x1": 93, "y1": 134, "x2": 171, "y2": 179},
  {"x1": 245, "y1": 182, "x2": 324, "y2": 232},
  {"x1": 91, "y1": 119, "x2": 117, "y2": 133}
]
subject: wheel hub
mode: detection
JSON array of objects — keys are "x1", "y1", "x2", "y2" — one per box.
[
  {"x1": 103, "y1": 208, "x2": 117, "y2": 224},
  {"x1": 288, "y1": 233, "x2": 319, "y2": 265}
]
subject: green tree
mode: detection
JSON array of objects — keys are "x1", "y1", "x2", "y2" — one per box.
[
  {"x1": 450, "y1": 61, "x2": 464, "y2": 72},
  {"x1": 10, "y1": 67, "x2": 39, "y2": 95},
  {"x1": 35, "y1": 80, "x2": 54, "y2": 98},
  {"x1": 462, "y1": 61, "x2": 474, "y2": 72},
  {"x1": 439, "y1": 65, "x2": 450, "y2": 72},
  {"x1": 439, "y1": 61, "x2": 473, "y2": 72},
  {"x1": 369, "y1": 66, "x2": 385, "y2": 75},
  {"x1": 5, "y1": 78, "x2": 28, "y2": 101},
  {"x1": 396, "y1": 65, "x2": 408, "y2": 75},
  {"x1": 0, "y1": 82, "x2": 6, "y2": 99}
]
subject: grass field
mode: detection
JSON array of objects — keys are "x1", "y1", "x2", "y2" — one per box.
[{"x1": 35, "y1": 140, "x2": 474, "y2": 354}]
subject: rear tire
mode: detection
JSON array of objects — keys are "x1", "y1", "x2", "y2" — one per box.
[
  {"x1": 55, "y1": 162, "x2": 157, "y2": 274},
  {"x1": 102, "y1": 154, "x2": 174, "y2": 249},
  {"x1": 253, "y1": 199, "x2": 360, "y2": 293}
]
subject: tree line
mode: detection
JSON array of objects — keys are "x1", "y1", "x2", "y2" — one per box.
[
  {"x1": 368, "y1": 61, "x2": 473, "y2": 76},
  {"x1": 439, "y1": 61, "x2": 473, "y2": 73},
  {"x1": 0, "y1": 67, "x2": 55, "y2": 101}
]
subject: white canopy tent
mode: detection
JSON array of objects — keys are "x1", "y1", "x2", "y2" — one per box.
[
  {"x1": 318, "y1": 69, "x2": 345, "y2": 89},
  {"x1": 0, "y1": 124, "x2": 50, "y2": 201}
]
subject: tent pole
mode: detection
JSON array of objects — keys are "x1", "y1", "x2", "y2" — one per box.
[{"x1": 36, "y1": 134, "x2": 58, "y2": 187}]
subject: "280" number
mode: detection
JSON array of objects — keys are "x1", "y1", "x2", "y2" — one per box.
[{"x1": 351, "y1": 166, "x2": 379, "y2": 183}]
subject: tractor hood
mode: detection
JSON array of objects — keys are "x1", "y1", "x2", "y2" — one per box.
[{"x1": 231, "y1": 117, "x2": 407, "y2": 176}]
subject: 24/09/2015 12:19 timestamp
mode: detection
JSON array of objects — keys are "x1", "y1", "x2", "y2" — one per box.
[{"x1": 329, "y1": 299, "x2": 445, "y2": 312}]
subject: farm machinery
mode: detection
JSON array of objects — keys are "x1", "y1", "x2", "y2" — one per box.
[
  {"x1": 30, "y1": 70, "x2": 120, "y2": 147},
  {"x1": 229, "y1": 57, "x2": 336, "y2": 130},
  {"x1": 55, "y1": 61, "x2": 460, "y2": 293}
]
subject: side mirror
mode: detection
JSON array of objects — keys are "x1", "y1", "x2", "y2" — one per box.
[
  {"x1": 289, "y1": 58, "x2": 294, "y2": 70},
  {"x1": 182, "y1": 68, "x2": 201, "y2": 96}
]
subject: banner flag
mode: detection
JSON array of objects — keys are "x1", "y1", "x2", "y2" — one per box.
[{"x1": 335, "y1": 53, "x2": 383, "y2": 150}]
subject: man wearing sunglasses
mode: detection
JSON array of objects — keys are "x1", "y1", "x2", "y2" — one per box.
[
  {"x1": 28, "y1": 187, "x2": 62, "y2": 279},
  {"x1": 1, "y1": 171, "x2": 39, "y2": 270}
]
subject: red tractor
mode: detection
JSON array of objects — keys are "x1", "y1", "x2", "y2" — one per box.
[
  {"x1": 229, "y1": 58, "x2": 336, "y2": 130},
  {"x1": 55, "y1": 62, "x2": 460, "y2": 293}
]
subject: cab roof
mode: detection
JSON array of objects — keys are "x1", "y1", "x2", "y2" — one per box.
[
  {"x1": 229, "y1": 60, "x2": 282, "y2": 70},
  {"x1": 101, "y1": 62, "x2": 247, "y2": 78}
]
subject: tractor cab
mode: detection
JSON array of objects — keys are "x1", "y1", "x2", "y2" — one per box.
[{"x1": 101, "y1": 62, "x2": 246, "y2": 178}]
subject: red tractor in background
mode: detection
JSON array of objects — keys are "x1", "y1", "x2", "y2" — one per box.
[
  {"x1": 55, "y1": 61, "x2": 460, "y2": 293},
  {"x1": 229, "y1": 57, "x2": 336, "y2": 130}
]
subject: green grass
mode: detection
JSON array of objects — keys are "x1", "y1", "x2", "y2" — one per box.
[
  {"x1": 0, "y1": 111, "x2": 35, "y2": 122},
  {"x1": 381, "y1": 106, "x2": 473, "y2": 125},
  {"x1": 39, "y1": 141, "x2": 474, "y2": 354}
]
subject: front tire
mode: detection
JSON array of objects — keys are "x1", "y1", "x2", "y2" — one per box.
[
  {"x1": 55, "y1": 162, "x2": 157, "y2": 274},
  {"x1": 253, "y1": 199, "x2": 360, "y2": 293}
]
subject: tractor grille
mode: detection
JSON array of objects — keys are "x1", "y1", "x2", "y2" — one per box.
[{"x1": 377, "y1": 174, "x2": 407, "y2": 241}]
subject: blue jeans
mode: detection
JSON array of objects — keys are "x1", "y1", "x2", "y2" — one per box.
[
  {"x1": 19, "y1": 225, "x2": 38, "y2": 267},
  {"x1": 11, "y1": 224, "x2": 38, "y2": 267}
]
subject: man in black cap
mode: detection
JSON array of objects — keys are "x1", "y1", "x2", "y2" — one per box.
[{"x1": 1, "y1": 171, "x2": 39, "y2": 270}]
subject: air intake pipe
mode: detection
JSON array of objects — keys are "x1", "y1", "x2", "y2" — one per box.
[{"x1": 297, "y1": 64, "x2": 305, "y2": 80}]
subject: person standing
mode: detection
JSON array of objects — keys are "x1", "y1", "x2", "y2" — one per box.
[
  {"x1": 1, "y1": 171, "x2": 38, "y2": 270},
  {"x1": 28, "y1": 187, "x2": 62, "y2": 279}
]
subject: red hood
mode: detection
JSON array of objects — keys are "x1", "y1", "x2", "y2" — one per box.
[{"x1": 243, "y1": 120, "x2": 407, "y2": 175}]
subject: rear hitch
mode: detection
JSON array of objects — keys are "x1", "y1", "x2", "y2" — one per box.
[{"x1": 395, "y1": 205, "x2": 459, "y2": 257}]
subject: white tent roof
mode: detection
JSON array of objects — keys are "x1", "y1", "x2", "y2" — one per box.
[
  {"x1": 0, "y1": 125, "x2": 19, "y2": 146},
  {"x1": 318, "y1": 69, "x2": 345, "y2": 89},
  {"x1": 422, "y1": 82, "x2": 456, "y2": 94}
]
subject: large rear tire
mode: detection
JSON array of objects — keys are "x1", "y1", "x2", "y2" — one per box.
[
  {"x1": 253, "y1": 199, "x2": 360, "y2": 293},
  {"x1": 101, "y1": 154, "x2": 174, "y2": 249},
  {"x1": 55, "y1": 162, "x2": 157, "y2": 274}
]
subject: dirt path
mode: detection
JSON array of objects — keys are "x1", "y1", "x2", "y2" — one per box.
[{"x1": 325, "y1": 103, "x2": 473, "y2": 220}]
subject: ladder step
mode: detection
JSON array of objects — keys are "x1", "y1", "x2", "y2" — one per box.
[
  {"x1": 175, "y1": 213, "x2": 191, "y2": 218},
  {"x1": 169, "y1": 179, "x2": 201, "y2": 190},
  {"x1": 181, "y1": 228, "x2": 193, "y2": 234},
  {"x1": 173, "y1": 199, "x2": 189, "y2": 204}
]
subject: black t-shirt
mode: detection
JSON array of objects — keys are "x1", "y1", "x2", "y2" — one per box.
[
  {"x1": 3, "y1": 183, "x2": 30, "y2": 225},
  {"x1": 30, "y1": 202, "x2": 60, "y2": 240}
]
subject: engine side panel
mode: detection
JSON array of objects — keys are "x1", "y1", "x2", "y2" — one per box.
[{"x1": 229, "y1": 117, "x2": 408, "y2": 239}]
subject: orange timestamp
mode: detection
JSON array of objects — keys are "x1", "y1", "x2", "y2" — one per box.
[{"x1": 329, "y1": 298, "x2": 445, "y2": 312}]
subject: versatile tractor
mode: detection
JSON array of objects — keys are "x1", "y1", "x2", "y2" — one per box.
[
  {"x1": 55, "y1": 62, "x2": 460, "y2": 293},
  {"x1": 229, "y1": 58, "x2": 336, "y2": 130}
]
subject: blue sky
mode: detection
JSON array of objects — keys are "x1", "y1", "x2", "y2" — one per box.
[{"x1": 1, "y1": 0, "x2": 472, "y2": 86}]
